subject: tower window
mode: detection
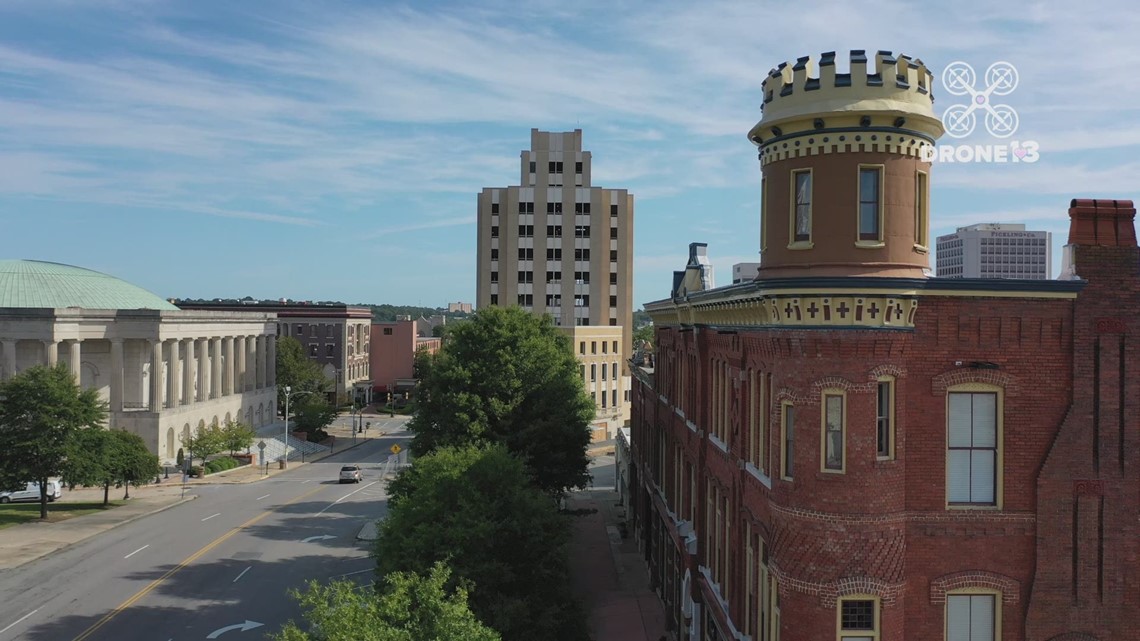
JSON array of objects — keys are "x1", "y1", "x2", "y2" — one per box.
[
  {"x1": 858, "y1": 167, "x2": 883, "y2": 242},
  {"x1": 915, "y1": 171, "x2": 929, "y2": 248},
  {"x1": 791, "y1": 170, "x2": 812, "y2": 243}
]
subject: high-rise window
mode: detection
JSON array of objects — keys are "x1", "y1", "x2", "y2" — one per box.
[
  {"x1": 518, "y1": 248, "x2": 533, "y2": 260},
  {"x1": 547, "y1": 248, "x2": 562, "y2": 261},
  {"x1": 546, "y1": 225, "x2": 562, "y2": 237},
  {"x1": 946, "y1": 593, "x2": 996, "y2": 641},
  {"x1": 490, "y1": 248, "x2": 498, "y2": 260},
  {"x1": 518, "y1": 201, "x2": 534, "y2": 214},
  {"x1": 490, "y1": 226, "x2": 498, "y2": 238},
  {"x1": 838, "y1": 597, "x2": 879, "y2": 640},
  {"x1": 489, "y1": 294, "x2": 498, "y2": 305},
  {"x1": 781, "y1": 403, "x2": 794, "y2": 480},
  {"x1": 792, "y1": 170, "x2": 812, "y2": 243},
  {"x1": 574, "y1": 249, "x2": 590, "y2": 261},
  {"x1": 490, "y1": 271, "x2": 498, "y2": 283},
  {"x1": 915, "y1": 171, "x2": 929, "y2": 247},
  {"x1": 518, "y1": 225, "x2": 534, "y2": 237},
  {"x1": 528, "y1": 161, "x2": 536, "y2": 173},
  {"x1": 575, "y1": 226, "x2": 590, "y2": 238},
  {"x1": 610, "y1": 227, "x2": 618, "y2": 239},
  {"x1": 491, "y1": 203, "x2": 499, "y2": 214},
  {"x1": 575, "y1": 203, "x2": 591, "y2": 214},
  {"x1": 948, "y1": 391, "x2": 999, "y2": 506},
  {"x1": 610, "y1": 250, "x2": 618, "y2": 261},
  {"x1": 877, "y1": 378, "x2": 894, "y2": 459},
  {"x1": 611, "y1": 204, "x2": 618, "y2": 217},
  {"x1": 575, "y1": 161, "x2": 583, "y2": 174},
  {"x1": 858, "y1": 167, "x2": 883, "y2": 241},
  {"x1": 822, "y1": 393, "x2": 844, "y2": 472}
]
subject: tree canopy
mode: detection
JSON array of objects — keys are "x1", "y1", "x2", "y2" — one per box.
[
  {"x1": 276, "y1": 336, "x2": 331, "y2": 413},
  {"x1": 0, "y1": 364, "x2": 107, "y2": 518},
  {"x1": 62, "y1": 428, "x2": 160, "y2": 503},
  {"x1": 274, "y1": 562, "x2": 500, "y2": 641},
  {"x1": 407, "y1": 306, "x2": 594, "y2": 494},
  {"x1": 375, "y1": 444, "x2": 586, "y2": 641}
]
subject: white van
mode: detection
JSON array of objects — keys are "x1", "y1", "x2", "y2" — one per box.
[{"x1": 0, "y1": 480, "x2": 63, "y2": 504}]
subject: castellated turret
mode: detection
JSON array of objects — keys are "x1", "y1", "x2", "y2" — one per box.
[{"x1": 749, "y1": 50, "x2": 946, "y2": 279}]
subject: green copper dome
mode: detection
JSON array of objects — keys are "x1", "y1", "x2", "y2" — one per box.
[{"x1": 0, "y1": 260, "x2": 179, "y2": 310}]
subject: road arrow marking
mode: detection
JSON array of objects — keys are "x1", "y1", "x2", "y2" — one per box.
[
  {"x1": 206, "y1": 620, "x2": 264, "y2": 638},
  {"x1": 302, "y1": 534, "x2": 335, "y2": 543}
]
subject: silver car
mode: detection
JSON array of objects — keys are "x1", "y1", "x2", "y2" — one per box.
[{"x1": 339, "y1": 465, "x2": 362, "y2": 484}]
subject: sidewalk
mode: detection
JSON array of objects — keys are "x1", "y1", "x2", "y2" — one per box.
[
  {"x1": 0, "y1": 412, "x2": 408, "y2": 570},
  {"x1": 567, "y1": 489, "x2": 667, "y2": 641}
]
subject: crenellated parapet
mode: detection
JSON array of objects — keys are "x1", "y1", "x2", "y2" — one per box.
[{"x1": 748, "y1": 49, "x2": 944, "y2": 157}]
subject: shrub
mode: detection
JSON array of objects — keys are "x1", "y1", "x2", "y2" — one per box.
[{"x1": 203, "y1": 456, "x2": 241, "y2": 475}]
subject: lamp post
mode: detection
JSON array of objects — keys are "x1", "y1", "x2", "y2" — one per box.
[{"x1": 283, "y1": 385, "x2": 292, "y2": 470}]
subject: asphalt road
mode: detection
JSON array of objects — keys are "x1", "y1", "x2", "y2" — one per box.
[{"x1": 0, "y1": 420, "x2": 411, "y2": 641}]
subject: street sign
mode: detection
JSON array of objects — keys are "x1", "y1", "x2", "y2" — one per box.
[
  {"x1": 390, "y1": 444, "x2": 402, "y2": 455},
  {"x1": 257, "y1": 440, "x2": 266, "y2": 451}
]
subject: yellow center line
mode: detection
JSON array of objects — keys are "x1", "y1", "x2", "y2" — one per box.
[{"x1": 71, "y1": 485, "x2": 327, "y2": 641}]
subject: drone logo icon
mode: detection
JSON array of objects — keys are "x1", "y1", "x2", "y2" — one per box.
[{"x1": 941, "y1": 61, "x2": 1020, "y2": 139}]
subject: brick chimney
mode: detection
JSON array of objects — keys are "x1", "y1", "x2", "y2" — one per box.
[
  {"x1": 1060, "y1": 199, "x2": 1138, "y2": 280},
  {"x1": 1067, "y1": 198, "x2": 1136, "y2": 247}
]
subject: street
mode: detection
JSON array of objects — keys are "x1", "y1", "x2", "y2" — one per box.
[{"x1": 0, "y1": 419, "x2": 410, "y2": 641}]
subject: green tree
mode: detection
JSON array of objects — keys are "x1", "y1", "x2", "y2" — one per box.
[
  {"x1": 274, "y1": 562, "x2": 500, "y2": 641},
  {"x1": 276, "y1": 336, "x2": 331, "y2": 414},
  {"x1": 293, "y1": 399, "x2": 338, "y2": 442},
  {"x1": 182, "y1": 423, "x2": 226, "y2": 468},
  {"x1": 109, "y1": 430, "x2": 161, "y2": 499},
  {"x1": 412, "y1": 345, "x2": 434, "y2": 382},
  {"x1": 633, "y1": 323, "x2": 654, "y2": 348},
  {"x1": 0, "y1": 364, "x2": 107, "y2": 519},
  {"x1": 407, "y1": 306, "x2": 594, "y2": 494},
  {"x1": 220, "y1": 420, "x2": 256, "y2": 455},
  {"x1": 376, "y1": 444, "x2": 586, "y2": 641},
  {"x1": 61, "y1": 427, "x2": 117, "y2": 505}
]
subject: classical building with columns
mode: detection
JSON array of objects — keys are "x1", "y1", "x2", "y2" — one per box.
[
  {"x1": 175, "y1": 301, "x2": 372, "y2": 406},
  {"x1": 0, "y1": 260, "x2": 277, "y2": 464}
]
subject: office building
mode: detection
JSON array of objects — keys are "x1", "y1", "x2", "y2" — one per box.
[
  {"x1": 476, "y1": 129, "x2": 634, "y2": 435},
  {"x1": 370, "y1": 316, "x2": 441, "y2": 396},
  {"x1": 936, "y1": 223, "x2": 1052, "y2": 279},
  {"x1": 629, "y1": 49, "x2": 1138, "y2": 641},
  {"x1": 732, "y1": 262, "x2": 761, "y2": 284}
]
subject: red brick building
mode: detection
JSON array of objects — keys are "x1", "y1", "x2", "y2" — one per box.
[
  {"x1": 369, "y1": 317, "x2": 440, "y2": 397},
  {"x1": 629, "y1": 50, "x2": 1138, "y2": 641}
]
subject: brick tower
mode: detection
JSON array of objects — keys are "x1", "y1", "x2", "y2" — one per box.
[{"x1": 748, "y1": 51, "x2": 944, "y2": 278}]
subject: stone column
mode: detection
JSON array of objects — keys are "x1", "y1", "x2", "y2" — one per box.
[
  {"x1": 248, "y1": 336, "x2": 258, "y2": 391},
  {"x1": 236, "y1": 336, "x2": 247, "y2": 393},
  {"x1": 68, "y1": 340, "x2": 82, "y2": 384},
  {"x1": 44, "y1": 340, "x2": 58, "y2": 366},
  {"x1": 1, "y1": 340, "x2": 15, "y2": 381},
  {"x1": 224, "y1": 336, "x2": 235, "y2": 396},
  {"x1": 181, "y1": 337, "x2": 192, "y2": 401},
  {"x1": 211, "y1": 338, "x2": 222, "y2": 399},
  {"x1": 266, "y1": 335, "x2": 277, "y2": 387},
  {"x1": 255, "y1": 336, "x2": 265, "y2": 389},
  {"x1": 149, "y1": 340, "x2": 163, "y2": 411},
  {"x1": 109, "y1": 339, "x2": 124, "y2": 412},
  {"x1": 198, "y1": 338, "x2": 209, "y2": 402},
  {"x1": 168, "y1": 339, "x2": 181, "y2": 408}
]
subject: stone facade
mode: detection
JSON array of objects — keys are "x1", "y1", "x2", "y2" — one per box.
[{"x1": 0, "y1": 308, "x2": 276, "y2": 463}]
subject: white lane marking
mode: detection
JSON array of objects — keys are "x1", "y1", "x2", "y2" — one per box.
[
  {"x1": 301, "y1": 479, "x2": 312, "y2": 484},
  {"x1": 316, "y1": 480, "x2": 379, "y2": 515},
  {"x1": 201, "y1": 513, "x2": 221, "y2": 522},
  {"x1": 123, "y1": 544, "x2": 149, "y2": 559},
  {"x1": 0, "y1": 609, "x2": 39, "y2": 635},
  {"x1": 232, "y1": 566, "x2": 252, "y2": 583},
  {"x1": 329, "y1": 568, "x2": 373, "y2": 579},
  {"x1": 256, "y1": 494, "x2": 270, "y2": 501}
]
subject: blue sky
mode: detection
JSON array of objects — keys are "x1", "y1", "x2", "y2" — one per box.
[{"x1": 0, "y1": 1, "x2": 1136, "y2": 308}]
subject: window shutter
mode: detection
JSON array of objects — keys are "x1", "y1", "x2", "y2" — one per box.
[
  {"x1": 948, "y1": 450, "x2": 972, "y2": 503},
  {"x1": 948, "y1": 394, "x2": 973, "y2": 447},
  {"x1": 946, "y1": 595, "x2": 970, "y2": 641},
  {"x1": 970, "y1": 450, "x2": 996, "y2": 503},
  {"x1": 972, "y1": 394, "x2": 997, "y2": 447}
]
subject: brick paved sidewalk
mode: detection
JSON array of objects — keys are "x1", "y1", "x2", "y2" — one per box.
[{"x1": 567, "y1": 489, "x2": 667, "y2": 641}]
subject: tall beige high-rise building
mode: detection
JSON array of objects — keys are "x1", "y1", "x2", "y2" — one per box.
[{"x1": 476, "y1": 129, "x2": 634, "y2": 437}]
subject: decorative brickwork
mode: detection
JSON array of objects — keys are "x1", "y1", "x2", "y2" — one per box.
[
  {"x1": 930, "y1": 570, "x2": 1020, "y2": 604},
  {"x1": 930, "y1": 368, "x2": 1018, "y2": 394},
  {"x1": 1044, "y1": 634, "x2": 1102, "y2": 641}
]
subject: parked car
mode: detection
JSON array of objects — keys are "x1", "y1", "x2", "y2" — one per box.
[
  {"x1": 339, "y1": 465, "x2": 362, "y2": 484},
  {"x1": 0, "y1": 480, "x2": 63, "y2": 504}
]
